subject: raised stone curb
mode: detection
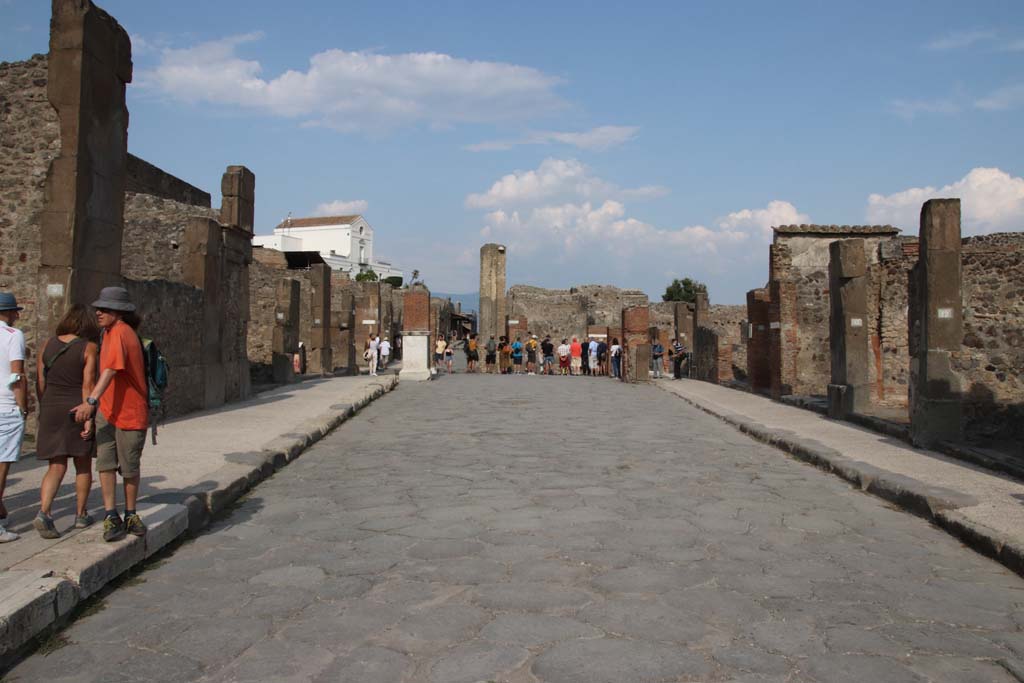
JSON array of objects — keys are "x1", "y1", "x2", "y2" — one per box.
[
  {"x1": 657, "y1": 381, "x2": 1024, "y2": 579},
  {"x1": 0, "y1": 375, "x2": 397, "y2": 669}
]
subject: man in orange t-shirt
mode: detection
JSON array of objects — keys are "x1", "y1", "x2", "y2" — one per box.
[
  {"x1": 74, "y1": 287, "x2": 148, "y2": 542},
  {"x1": 569, "y1": 337, "x2": 583, "y2": 376}
]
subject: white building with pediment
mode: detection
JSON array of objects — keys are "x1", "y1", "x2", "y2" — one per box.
[{"x1": 253, "y1": 214, "x2": 403, "y2": 280}]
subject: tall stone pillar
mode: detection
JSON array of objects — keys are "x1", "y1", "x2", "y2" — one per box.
[
  {"x1": 827, "y1": 239, "x2": 869, "y2": 419},
  {"x1": 910, "y1": 199, "x2": 963, "y2": 447},
  {"x1": 220, "y1": 165, "x2": 255, "y2": 233},
  {"x1": 479, "y1": 243, "x2": 507, "y2": 341},
  {"x1": 306, "y1": 263, "x2": 332, "y2": 375},
  {"x1": 39, "y1": 0, "x2": 132, "y2": 337},
  {"x1": 401, "y1": 285, "x2": 432, "y2": 381},
  {"x1": 746, "y1": 288, "x2": 771, "y2": 393},
  {"x1": 272, "y1": 278, "x2": 300, "y2": 384},
  {"x1": 622, "y1": 305, "x2": 651, "y2": 382},
  {"x1": 182, "y1": 217, "x2": 225, "y2": 408}
]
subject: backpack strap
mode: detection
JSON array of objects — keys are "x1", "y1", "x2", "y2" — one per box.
[{"x1": 43, "y1": 337, "x2": 82, "y2": 377}]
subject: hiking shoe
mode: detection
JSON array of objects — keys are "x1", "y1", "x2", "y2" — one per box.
[
  {"x1": 102, "y1": 516, "x2": 127, "y2": 542},
  {"x1": 33, "y1": 512, "x2": 61, "y2": 539},
  {"x1": 125, "y1": 513, "x2": 147, "y2": 537},
  {"x1": 0, "y1": 525, "x2": 18, "y2": 543},
  {"x1": 74, "y1": 513, "x2": 95, "y2": 529}
]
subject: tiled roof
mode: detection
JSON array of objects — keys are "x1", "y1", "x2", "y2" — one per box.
[
  {"x1": 773, "y1": 224, "x2": 900, "y2": 235},
  {"x1": 275, "y1": 215, "x2": 361, "y2": 230}
]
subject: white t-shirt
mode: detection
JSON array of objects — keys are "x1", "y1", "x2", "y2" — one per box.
[
  {"x1": 380, "y1": 341, "x2": 391, "y2": 356},
  {"x1": 557, "y1": 343, "x2": 570, "y2": 358},
  {"x1": 369, "y1": 337, "x2": 379, "y2": 351},
  {"x1": 0, "y1": 321, "x2": 26, "y2": 410},
  {"x1": 610, "y1": 344, "x2": 622, "y2": 357}
]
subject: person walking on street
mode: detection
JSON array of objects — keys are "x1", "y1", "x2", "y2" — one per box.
[
  {"x1": 466, "y1": 334, "x2": 479, "y2": 373},
  {"x1": 33, "y1": 305, "x2": 100, "y2": 539},
  {"x1": 434, "y1": 335, "x2": 447, "y2": 373},
  {"x1": 72, "y1": 287, "x2": 149, "y2": 542},
  {"x1": 444, "y1": 337, "x2": 454, "y2": 374},
  {"x1": 0, "y1": 293, "x2": 28, "y2": 543},
  {"x1": 652, "y1": 339, "x2": 665, "y2": 379},
  {"x1": 379, "y1": 337, "x2": 391, "y2": 370},
  {"x1": 610, "y1": 337, "x2": 622, "y2": 379},
  {"x1": 671, "y1": 337, "x2": 685, "y2": 379}
]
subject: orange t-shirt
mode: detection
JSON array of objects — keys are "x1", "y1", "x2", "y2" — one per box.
[
  {"x1": 99, "y1": 320, "x2": 149, "y2": 431},
  {"x1": 570, "y1": 342, "x2": 583, "y2": 358}
]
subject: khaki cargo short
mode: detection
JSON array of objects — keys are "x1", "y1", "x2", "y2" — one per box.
[{"x1": 95, "y1": 411, "x2": 145, "y2": 478}]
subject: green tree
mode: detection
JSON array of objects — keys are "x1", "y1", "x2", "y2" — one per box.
[
  {"x1": 383, "y1": 276, "x2": 403, "y2": 288},
  {"x1": 355, "y1": 269, "x2": 378, "y2": 282},
  {"x1": 662, "y1": 277, "x2": 707, "y2": 303}
]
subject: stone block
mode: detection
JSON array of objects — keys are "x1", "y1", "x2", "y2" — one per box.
[
  {"x1": 400, "y1": 333, "x2": 432, "y2": 381},
  {"x1": 221, "y1": 165, "x2": 256, "y2": 202},
  {"x1": 221, "y1": 195, "x2": 254, "y2": 233},
  {"x1": 830, "y1": 239, "x2": 867, "y2": 278}
]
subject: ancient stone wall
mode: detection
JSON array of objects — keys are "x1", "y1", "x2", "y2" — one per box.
[
  {"x1": 122, "y1": 191, "x2": 219, "y2": 282},
  {"x1": 248, "y1": 249, "x2": 287, "y2": 381},
  {"x1": 746, "y1": 288, "x2": 771, "y2": 393},
  {"x1": 479, "y1": 243, "x2": 506, "y2": 340},
  {"x1": 708, "y1": 304, "x2": 747, "y2": 381},
  {"x1": 0, "y1": 54, "x2": 60, "y2": 413},
  {"x1": 126, "y1": 153, "x2": 211, "y2": 207},
  {"x1": 866, "y1": 238, "x2": 917, "y2": 407},
  {"x1": 506, "y1": 284, "x2": 650, "y2": 343},
  {"x1": 330, "y1": 271, "x2": 356, "y2": 373},
  {"x1": 957, "y1": 232, "x2": 1024, "y2": 444}
]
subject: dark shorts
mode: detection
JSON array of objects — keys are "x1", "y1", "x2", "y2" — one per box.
[
  {"x1": 527, "y1": 351, "x2": 537, "y2": 363},
  {"x1": 486, "y1": 353, "x2": 496, "y2": 364},
  {"x1": 544, "y1": 355, "x2": 555, "y2": 365},
  {"x1": 434, "y1": 353, "x2": 443, "y2": 363},
  {"x1": 513, "y1": 356, "x2": 523, "y2": 365},
  {"x1": 468, "y1": 350, "x2": 479, "y2": 361}
]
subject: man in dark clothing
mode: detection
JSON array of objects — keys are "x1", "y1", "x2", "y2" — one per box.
[
  {"x1": 671, "y1": 338, "x2": 686, "y2": 379},
  {"x1": 541, "y1": 336, "x2": 555, "y2": 375},
  {"x1": 597, "y1": 339, "x2": 608, "y2": 376}
]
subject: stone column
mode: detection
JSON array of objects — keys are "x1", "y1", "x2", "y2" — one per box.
[
  {"x1": 746, "y1": 288, "x2": 771, "y2": 393},
  {"x1": 220, "y1": 165, "x2": 255, "y2": 233},
  {"x1": 910, "y1": 199, "x2": 963, "y2": 447},
  {"x1": 827, "y1": 239, "x2": 870, "y2": 419},
  {"x1": 39, "y1": 0, "x2": 132, "y2": 337},
  {"x1": 182, "y1": 217, "x2": 225, "y2": 408},
  {"x1": 622, "y1": 305, "x2": 651, "y2": 382},
  {"x1": 306, "y1": 263, "x2": 332, "y2": 375},
  {"x1": 479, "y1": 243, "x2": 507, "y2": 341},
  {"x1": 401, "y1": 285, "x2": 432, "y2": 381},
  {"x1": 272, "y1": 278, "x2": 300, "y2": 384}
]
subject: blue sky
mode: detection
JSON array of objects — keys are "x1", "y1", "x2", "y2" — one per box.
[{"x1": 3, "y1": 1, "x2": 1023, "y2": 303}]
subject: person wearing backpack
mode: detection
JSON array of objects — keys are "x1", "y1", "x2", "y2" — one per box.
[
  {"x1": 33, "y1": 305, "x2": 100, "y2": 539},
  {"x1": 72, "y1": 287, "x2": 148, "y2": 542}
]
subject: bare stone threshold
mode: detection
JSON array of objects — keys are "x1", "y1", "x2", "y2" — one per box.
[
  {"x1": 657, "y1": 379, "x2": 1024, "y2": 581},
  {"x1": 0, "y1": 374, "x2": 398, "y2": 670}
]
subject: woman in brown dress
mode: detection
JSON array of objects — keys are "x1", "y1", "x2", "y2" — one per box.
[{"x1": 32, "y1": 305, "x2": 99, "y2": 538}]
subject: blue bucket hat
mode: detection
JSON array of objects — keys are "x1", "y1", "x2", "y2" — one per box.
[{"x1": 0, "y1": 292, "x2": 23, "y2": 312}]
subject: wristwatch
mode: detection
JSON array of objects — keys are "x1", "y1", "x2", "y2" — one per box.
[{"x1": 86, "y1": 397, "x2": 98, "y2": 407}]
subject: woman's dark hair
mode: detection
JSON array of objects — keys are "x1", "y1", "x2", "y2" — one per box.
[
  {"x1": 55, "y1": 304, "x2": 100, "y2": 343},
  {"x1": 612, "y1": 337, "x2": 619, "y2": 345}
]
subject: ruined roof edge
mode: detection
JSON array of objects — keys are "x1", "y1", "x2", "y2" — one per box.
[{"x1": 773, "y1": 224, "x2": 901, "y2": 235}]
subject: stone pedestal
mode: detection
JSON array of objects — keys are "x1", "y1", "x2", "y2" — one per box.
[{"x1": 399, "y1": 332, "x2": 432, "y2": 381}]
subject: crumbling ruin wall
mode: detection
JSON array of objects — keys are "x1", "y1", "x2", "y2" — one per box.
[
  {"x1": 122, "y1": 191, "x2": 219, "y2": 282},
  {"x1": 693, "y1": 326, "x2": 731, "y2": 383},
  {"x1": 708, "y1": 304, "x2": 747, "y2": 381},
  {"x1": 248, "y1": 248, "x2": 287, "y2": 382},
  {"x1": 746, "y1": 288, "x2": 771, "y2": 392},
  {"x1": 125, "y1": 153, "x2": 210, "y2": 207},
  {"x1": 577, "y1": 285, "x2": 648, "y2": 327},
  {"x1": 507, "y1": 285, "x2": 588, "y2": 342},
  {"x1": 865, "y1": 238, "x2": 917, "y2": 408},
  {"x1": 0, "y1": 54, "x2": 61, "y2": 418},
  {"x1": 957, "y1": 232, "x2": 1024, "y2": 444},
  {"x1": 331, "y1": 272, "x2": 357, "y2": 373}
]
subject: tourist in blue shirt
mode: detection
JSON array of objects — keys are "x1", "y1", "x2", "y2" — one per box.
[{"x1": 511, "y1": 337, "x2": 524, "y2": 374}]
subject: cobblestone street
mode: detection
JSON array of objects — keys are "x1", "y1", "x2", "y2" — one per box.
[{"x1": 8, "y1": 374, "x2": 1024, "y2": 682}]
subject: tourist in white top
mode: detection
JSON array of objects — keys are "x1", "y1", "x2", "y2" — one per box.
[
  {"x1": 367, "y1": 336, "x2": 379, "y2": 376},
  {"x1": 0, "y1": 293, "x2": 28, "y2": 543},
  {"x1": 379, "y1": 338, "x2": 391, "y2": 369}
]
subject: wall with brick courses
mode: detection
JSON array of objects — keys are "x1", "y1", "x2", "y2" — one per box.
[
  {"x1": 0, "y1": 55, "x2": 61, "y2": 415},
  {"x1": 866, "y1": 238, "x2": 916, "y2": 408},
  {"x1": 122, "y1": 191, "x2": 220, "y2": 282},
  {"x1": 957, "y1": 232, "x2": 1024, "y2": 444},
  {"x1": 708, "y1": 304, "x2": 747, "y2": 381}
]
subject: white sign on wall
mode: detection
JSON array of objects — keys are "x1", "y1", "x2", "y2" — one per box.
[
  {"x1": 937, "y1": 308, "x2": 954, "y2": 319},
  {"x1": 770, "y1": 322, "x2": 781, "y2": 330},
  {"x1": 850, "y1": 318, "x2": 863, "y2": 328},
  {"x1": 362, "y1": 319, "x2": 376, "y2": 325}
]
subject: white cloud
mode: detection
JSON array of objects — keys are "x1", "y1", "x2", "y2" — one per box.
[
  {"x1": 1003, "y1": 39, "x2": 1024, "y2": 52},
  {"x1": 976, "y1": 84, "x2": 1024, "y2": 111},
  {"x1": 464, "y1": 158, "x2": 667, "y2": 209},
  {"x1": 924, "y1": 30, "x2": 997, "y2": 51},
  {"x1": 718, "y1": 200, "x2": 810, "y2": 241},
  {"x1": 140, "y1": 33, "x2": 565, "y2": 131},
  {"x1": 466, "y1": 125, "x2": 640, "y2": 152},
  {"x1": 890, "y1": 97, "x2": 961, "y2": 120},
  {"x1": 866, "y1": 167, "x2": 1024, "y2": 234},
  {"x1": 314, "y1": 199, "x2": 369, "y2": 216}
]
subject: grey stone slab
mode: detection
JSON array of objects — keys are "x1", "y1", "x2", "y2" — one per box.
[
  {"x1": 479, "y1": 613, "x2": 602, "y2": 646},
  {"x1": 532, "y1": 638, "x2": 713, "y2": 682}
]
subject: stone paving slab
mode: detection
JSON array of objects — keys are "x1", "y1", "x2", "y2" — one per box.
[
  {"x1": 0, "y1": 373, "x2": 397, "y2": 667},
  {"x1": 657, "y1": 378, "x2": 1024, "y2": 577},
  {"x1": 8, "y1": 373, "x2": 1024, "y2": 682}
]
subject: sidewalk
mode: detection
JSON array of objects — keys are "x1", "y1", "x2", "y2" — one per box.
[
  {"x1": 0, "y1": 372, "x2": 398, "y2": 666},
  {"x1": 657, "y1": 379, "x2": 1024, "y2": 577}
]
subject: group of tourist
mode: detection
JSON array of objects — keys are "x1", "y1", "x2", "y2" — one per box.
[
  {"x1": 0, "y1": 287, "x2": 150, "y2": 544},
  {"x1": 363, "y1": 334, "x2": 400, "y2": 375},
  {"x1": 457, "y1": 332, "x2": 690, "y2": 378}
]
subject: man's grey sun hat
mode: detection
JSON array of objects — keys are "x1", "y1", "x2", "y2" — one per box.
[
  {"x1": 0, "y1": 292, "x2": 23, "y2": 311},
  {"x1": 91, "y1": 286, "x2": 136, "y2": 312}
]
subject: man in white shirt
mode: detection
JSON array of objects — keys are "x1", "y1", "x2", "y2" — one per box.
[
  {"x1": 0, "y1": 293, "x2": 28, "y2": 543},
  {"x1": 379, "y1": 337, "x2": 391, "y2": 370},
  {"x1": 368, "y1": 335, "x2": 380, "y2": 376}
]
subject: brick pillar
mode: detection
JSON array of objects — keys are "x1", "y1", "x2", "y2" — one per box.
[
  {"x1": 769, "y1": 280, "x2": 797, "y2": 399},
  {"x1": 220, "y1": 165, "x2": 255, "y2": 233},
  {"x1": 746, "y1": 288, "x2": 771, "y2": 393},
  {"x1": 39, "y1": 0, "x2": 132, "y2": 338},
  {"x1": 272, "y1": 278, "x2": 300, "y2": 384},
  {"x1": 827, "y1": 239, "x2": 870, "y2": 419},
  {"x1": 910, "y1": 199, "x2": 963, "y2": 447},
  {"x1": 401, "y1": 285, "x2": 431, "y2": 381},
  {"x1": 182, "y1": 217, "x2": 226, "y2": 407},
  {"x1": 622, "y1": 305, "x2": 651, "y2": 382},
  {"x1": 306, "y1": 263, "x2": 332, "y2": 375}
]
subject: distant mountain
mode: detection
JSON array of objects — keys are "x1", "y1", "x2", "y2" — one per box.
[{"x1": 433, "y1": 292, "x2": 478, "y2": 315}]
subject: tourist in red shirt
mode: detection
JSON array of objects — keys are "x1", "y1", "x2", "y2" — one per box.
[
  {"x1": 73, "y1": 287, "x2": 148, "y2": 542},
  {"x1": 569, "y1": 337, "x2": 583, "y2": 376}
]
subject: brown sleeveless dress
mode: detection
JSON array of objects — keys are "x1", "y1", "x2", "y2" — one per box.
[{"x1": 36, "y1": 337, "x2": 96, "y2": 460}]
